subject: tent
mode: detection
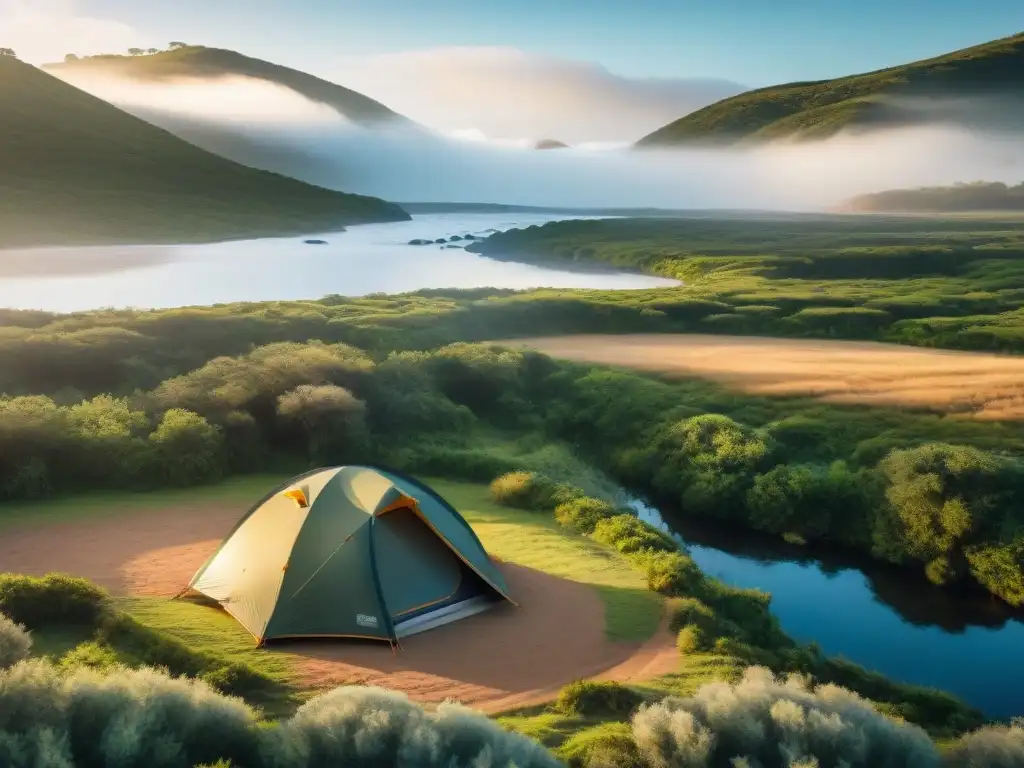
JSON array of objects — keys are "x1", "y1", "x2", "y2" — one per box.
[{"x1": 179, "y1": 466, "x2": 515, "y2": 646}]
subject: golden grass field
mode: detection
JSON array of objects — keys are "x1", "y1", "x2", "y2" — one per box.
[{"x1": 510, "y1": 334, "x2": 1024, "y2": 420}]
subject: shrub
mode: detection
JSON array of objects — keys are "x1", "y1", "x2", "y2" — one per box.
[
  {"x1": 592, "y1": 514, "x2": 678, "y2": 554},
  {"x1": 275, "y1": 685, "x2": 560, "y2": 767},
  {"x1": 0, "y1": 573, "x2": 111, "y2": 628},
  {"x1": 0, "y1": 613, "x2": 31, "y2": 669},
  {"x1": 489, "y1": 471, "x2": 578, "y2": 511},
  {"x1": 555, "y1": 680, "x2": 644, "y2": 719},
  {"x1": 943, "y1": 719, "x2": 1024, "y2": 767},
  {"x1": 668, "y1": 597, "x2": 717, "y2": 634},
  {"x1": 677, "y1": 625, "x2": 706, "y2": 654},
  {"x1": 638, "y1": 550, "x2": 704, "y2": 595},
  {"x1": 631, "y1": 666, "x2": 940, "y2": 768},
  {"x1": 554, "y1": 497, "x2": 618, "y2": 534}
]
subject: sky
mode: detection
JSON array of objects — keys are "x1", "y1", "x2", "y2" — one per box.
[{"x1": 4, "y1": 0, "x2": 1022, "y2": 142}]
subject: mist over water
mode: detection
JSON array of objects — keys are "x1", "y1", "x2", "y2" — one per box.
[{"x1": 54, "y1": 71, "x2": 1024, "y2": 210}]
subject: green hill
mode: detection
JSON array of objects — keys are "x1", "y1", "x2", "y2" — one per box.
[
  {"x1": 839, "y1": 181, "x2": 1024, "y2": 213},
  {"x1": 45, "y1": 45, "x2": 410, "y2": 126},
  {"x1": 0, "y1": 56, "x2": 408, "y2": 249},
  {"x1": 637, "y1": 32, "x2": 1024, "y2": 147}
]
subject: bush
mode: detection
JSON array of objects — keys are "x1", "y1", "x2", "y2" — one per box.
[
  {"x1": 275, "y1": 685, "x2": 560, "y2": 767},
  {"x1": 0, "y1": 573, "x2": 111, "y2": 628},
  {"x1": 632, "y1": 667, "x2": 940, "y2": 768},
  {"x1": 555, "y1": 680, "x2": 644, "y2": 719},
  {"x1": 554, "y1": 497, "x2": 618, "y2": 534},
  {"x1": 638, "y1": 550, "x2": 705, "y2": 595},
  {"x1": 677, "y1": 625, "x2": 706, "y2": 654},
  {"x1": 0, "y1": 613, "x2": 31, "y2": 669},
  {"x1": 943, "y1": 719, "x2": 1024, "y2": 767},
  {"x1": 489, "y1": 471, "x2": 578, "y2": 511},
  {"x1": 558, "y1": 722, "x2": 641, "y2": 768},
  {"x1": 592, "y1": 514, "x2": 678, "y2": 554}
]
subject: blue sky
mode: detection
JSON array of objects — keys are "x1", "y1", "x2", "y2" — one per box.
[{"x1": 12, "y1": 0, "x2": 1022, "y2": 85}]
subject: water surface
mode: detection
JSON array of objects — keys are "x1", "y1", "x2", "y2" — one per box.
[
  {"x1": 633, "y1": 499, "x2": 1024, "y2": 719},
  {"x1": 0, "y1": 213, "x2": 676, "y2": 312}
]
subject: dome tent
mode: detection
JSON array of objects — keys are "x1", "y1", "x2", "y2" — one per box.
[{"x1": 179, "y1": 466, "x2": 514, "y2": 646}]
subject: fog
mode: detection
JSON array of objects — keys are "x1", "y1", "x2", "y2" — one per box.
[{"x1": 53, "y1": 71, "x2": 1024, "y2": 211}]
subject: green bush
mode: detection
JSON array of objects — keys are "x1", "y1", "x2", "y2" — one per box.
[
  {"x1": 555, "y1": 680, "x2": 644, "y2": 719},
  {"x1": 557, "y1": 722, "x2": 641, "y2": 768},
  {"x1": 592, "y1": 514, "x2": 678, "y2": 554},
  {"x1": 554, "y1": 497, "x2": 618, "y2": 534},
  {"x1": 489, "y1": 471, "x2": 578, "y2": 511},
  {"x1": 637, "y1": 550, "x2": 704, "y2": 595},
  {"x1": 631, "y1": 667, "x2": 940, "y2": 768},
  {"x1": 0, "y1": 613, "x2": 31, "y2": 669},
  {"x1": 676, "y1": 625, "x2": 706, "y2": 654},
  {"x1": 0, "y1": 573, "x2": 111, "y2": 628}
]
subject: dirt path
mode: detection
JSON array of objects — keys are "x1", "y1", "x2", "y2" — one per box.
[
  {"x1": 509, "y1": 334, "x2": 1024, "y2": 419},
  {"x1": 0, "y1": 502, "x2": 676, "y2": 713}
]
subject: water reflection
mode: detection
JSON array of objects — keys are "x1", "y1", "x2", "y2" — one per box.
[{"x1": 631, "y1": 498, "x2": 1024, "y2": 718}]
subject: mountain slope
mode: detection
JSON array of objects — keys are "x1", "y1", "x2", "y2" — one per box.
[
  {"x1": 45, "y1": 45, "x2": 411, "y2": 126},
  {"x1": 638, "y1": 32, "x2": 1024, "y2": 147},
  {"x1": 838, "y1": 181, "x2": 1024, "y2": 213},
  {"x1": 0, "y1": 57, "x2": 408, "y2": 249}
]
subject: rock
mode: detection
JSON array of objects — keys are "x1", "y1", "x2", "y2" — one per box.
[
  {"x1": 408, "y1": 238, "x2": 432, "y2": 245},
  {"x1": 434, "y1": 238, "x2": 446, "y2": 244},
  {"x1": 304, "y1": 239, "x2": 328, "y2": 245},
  {"x1": 462, "y1": 234, "x2": 478, "y2": 240},
  {"x1": 534, "y1": 138, "x2": 570, "y2": 150},
  {"x1": 443, "y1": 244, "x2": 464, "y2": 249},
  {"x1": 449, "y1": 235, "x2": 462, "y2": 241}
]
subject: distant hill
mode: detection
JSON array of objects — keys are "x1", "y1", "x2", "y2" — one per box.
[
  {"x1": 534, "y1": 139, "x2": 569, "y2": 150},
  {"x1": 0, "y1": 57, "x2": 408, "y2": 249},
  {"x1": 46, "y1": 46, "x2": 411, "y2": 126},
  {"x1": 838, "y1": 181, "x2": 1024, "y2": 213},
  {"x1": 638, "y1": 32, "x2": 1024, "y2": 147}
]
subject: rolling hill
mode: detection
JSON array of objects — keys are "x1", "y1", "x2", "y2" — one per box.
[
  {"x1": 45, "y1": 45, "x2": 411, "y2": 126},
  {"x1": 637, "y1": 32, "x2": 1024, "y2": 147},
  {"x1": 838, "y1": 181, "x2": 1024, "y2": 213},
  {"x1": 0, "y1": 56, "x2": 409, "y2": 249}
]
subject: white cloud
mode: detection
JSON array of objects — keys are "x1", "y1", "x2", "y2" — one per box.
[
  {"x1": 332, "y1": 46, "x2": 746, "y2": 145},
  {"x1": 1, "y1": 0, "x2": 144, "y2": 64}
]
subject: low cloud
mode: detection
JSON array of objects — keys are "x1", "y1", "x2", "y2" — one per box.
[
  {"x1": 1, "y1": 0, "x2": 144, "y2": 64},
  {"x1": 332, "y1": 46, "x2": 746, "y2": 144}
]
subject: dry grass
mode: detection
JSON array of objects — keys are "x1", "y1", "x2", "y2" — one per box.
[{"x1": 510, "y1": 334, "x2": 1024, "y2": 420}]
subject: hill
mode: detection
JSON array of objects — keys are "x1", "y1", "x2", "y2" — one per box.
[
  {"x1": 838, "y1": 181, "x2": 1024, "y2": 213},
  {"x1": 0, "y1": 57, "x2": 408, "y2": 249},
  {"x1": 637, "y1": 32, "x2": 1024, "y2": 146},
  {"x1": 45, "y1": 45, "x2": 411, "y2": 126}
]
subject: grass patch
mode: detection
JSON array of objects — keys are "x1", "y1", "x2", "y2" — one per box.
[{"x1": 429, "y1": 478, "x2": 663, "y2": 643}]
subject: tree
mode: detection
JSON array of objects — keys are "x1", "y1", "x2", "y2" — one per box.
[
  {"x1": 148, "y1": 409, "x2": 224, "y2": 486},
  {"x1": 64, "y1": 53, "x2": 79, "y2": 62},
  {"x1": 146, "y1": 48, "x2": 159, "y2": 55},
  {"x1": 0, "y1": 48, "x2": 17, "y2": 59},
  {"x1": 168, "y1": 41, "x2": 188, "y2": 49},
  {"x1": 277, "y1": 384, "x2": 367, "y2": 462},
  {"x1": 127, "y1": 48, "x2": 144, "y2": 56}
]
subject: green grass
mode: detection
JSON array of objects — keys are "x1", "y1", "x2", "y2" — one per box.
[
  {"x1": 637, "y1": 31, "x2": 1024, "y2": 146},
  {"x1": 426, "y1": 479, "x2": 663, "y2": 643},
  {"x1": 0, "y1": 55, "x2": 408, "y2": 249}
]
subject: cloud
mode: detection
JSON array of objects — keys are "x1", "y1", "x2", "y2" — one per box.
[
  {"x1": 1, "y1": 0, "x2": 144, "y2": 64},
  {"x1": 332, "y1": 46, "x2": 746, "y2": 144}
]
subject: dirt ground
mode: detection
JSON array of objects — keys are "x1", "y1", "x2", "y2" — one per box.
[
  {"x1": 0, "y1": 502, "x2": 675, "y2": 712},
  {"x1": 511, "y1": 333, "x2": 1024, "y2": 419}
]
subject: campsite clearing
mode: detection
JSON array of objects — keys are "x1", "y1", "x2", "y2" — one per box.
[{"x1": 0, "y1": 475, "x2": 671, "y2": 713}]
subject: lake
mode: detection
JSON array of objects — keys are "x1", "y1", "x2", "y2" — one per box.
[
  {"x1": 632, "y1": 499, "x2": 1024, "y2": 719},
  {"x1": 0, "y1": 213, "x2": 676, "y2": 312}
]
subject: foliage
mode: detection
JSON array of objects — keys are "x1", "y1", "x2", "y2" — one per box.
[
  {"x1": 490, "y1": 471, "x2": 579, "y2": 511},
  {"x1": 631, "y1": 667, "x2": 940, "y2": 767},
  {"x1": 0, "y1": 613, "x2": 31, "y2": 669},
  {"x1": 555, "y1": 680, "x2": 645, "y2": 719},
  {"x1": 0, "y1": 574, "x2": 111, "y2": 628},
  {"x1": 943, "y1": 719, "x2": 1024, "y2": 767},
  {"x1": 844, "y1": 181, "x2": 1024, "y2": 213}
]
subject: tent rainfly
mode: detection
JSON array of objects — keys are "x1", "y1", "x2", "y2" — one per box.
[{"x1": 179, "y1": 466, "x2": 514, "y2": 646}]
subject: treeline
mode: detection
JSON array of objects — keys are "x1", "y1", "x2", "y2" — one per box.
[
  {"x1": 842, "y1": 181, "x2": 1024, "y2": 213},
  {"x1": 3, "y1": 338, "x2": 1023, "y2": 607}
]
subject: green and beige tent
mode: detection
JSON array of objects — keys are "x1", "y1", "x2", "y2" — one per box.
[{"x1": 179, "y1": 466, "x2": 514, "y2": 646}]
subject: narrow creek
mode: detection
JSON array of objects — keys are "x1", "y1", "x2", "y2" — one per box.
[{"x1": 631, "y1": 499, "x2": 1024, "y2": 719}]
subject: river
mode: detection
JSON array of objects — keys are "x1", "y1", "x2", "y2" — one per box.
[
  {"x1": 632, "y1": 499, "x2": 1024, "y2": 719},
  {"x1": 0, "y1": 213, "x2": 676, "y2": 312}
]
